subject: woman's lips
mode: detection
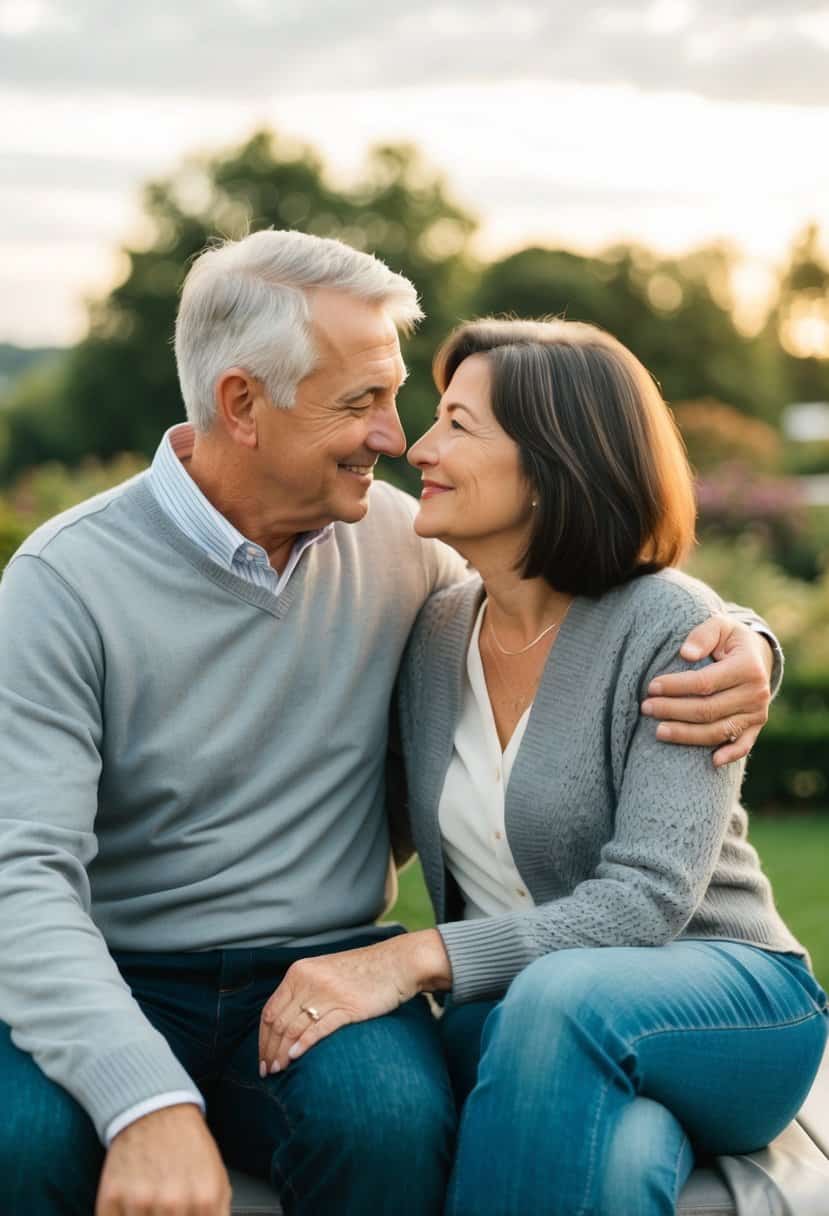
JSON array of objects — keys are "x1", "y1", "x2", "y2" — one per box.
[{"x1": 420, "y1": 482, "x2": 453, "y2": 499}]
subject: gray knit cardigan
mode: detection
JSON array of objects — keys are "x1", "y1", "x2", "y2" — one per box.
[{"x1": 397, "y1": 568, "x2": 804, "y2": 1004}]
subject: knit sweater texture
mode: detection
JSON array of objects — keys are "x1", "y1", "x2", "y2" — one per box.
[
  {"x1": 0, "y1": 473, "x2": 462, "y2": 1139},
  {"x1": 398, "y1": 570, "x2": 804, "y2": 1005}
]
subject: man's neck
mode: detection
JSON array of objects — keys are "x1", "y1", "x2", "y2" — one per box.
[{"x1": 186, "y1": 433, "x2": 301, "y2": 573}]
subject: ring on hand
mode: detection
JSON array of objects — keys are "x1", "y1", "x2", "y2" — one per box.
[{"x1": 300, "y1": 1004, "x2": 321, "y2": 1022}]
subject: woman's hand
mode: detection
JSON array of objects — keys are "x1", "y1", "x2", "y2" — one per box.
[{"x1": 258, "y1": 930, "x2": 451, "y2": 1075}]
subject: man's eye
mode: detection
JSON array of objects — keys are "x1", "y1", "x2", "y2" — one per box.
[{"x1": 450, "y1": 419, "x2": 465, "y2": 431}]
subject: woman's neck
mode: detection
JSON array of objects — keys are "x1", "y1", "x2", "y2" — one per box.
[{"x1": 480, "y1": 566, "x2": 573, "y2": 652}]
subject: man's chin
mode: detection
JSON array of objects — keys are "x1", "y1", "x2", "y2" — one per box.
[{"x1": 333, "y1": 493, "x2": 371, "y2": 525}]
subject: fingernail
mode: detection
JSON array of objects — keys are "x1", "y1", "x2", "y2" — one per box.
[
  {"x1": 288, "y1": 1043, "x2": 301, "y2": 1060},
  {"x1": 648, "y1": 681, "x2": 663, "y2": 696},
  {"x1": 270, "y1": 1060, "x2": 281, "y2": 1074},
  {"x1": 641, "y1": 700, "x2": 653, "y2": 715},
  {"x1": 683, "y1": 646, "x2": 701, "y2": 659},
  {"x1": 259, "y1": 1060, "x2": 266, "y2": 1079},
  {"x1": 656, "y1": 724, "x2": 671, "y2": 740}
]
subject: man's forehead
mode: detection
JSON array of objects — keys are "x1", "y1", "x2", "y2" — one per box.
[{"x1": 308, "y1": 288, "x2": 401, "y2": 361}]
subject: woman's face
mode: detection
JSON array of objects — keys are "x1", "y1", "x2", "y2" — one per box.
[{"x1": 407, "y1": 353, "x2": 534, "y2": 554}]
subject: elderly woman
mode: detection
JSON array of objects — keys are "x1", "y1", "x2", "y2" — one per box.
[{"x1": 258, "y1": 319, "x2": 828, "y2": 1215}]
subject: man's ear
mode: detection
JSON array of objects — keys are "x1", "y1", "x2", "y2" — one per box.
[{"x1": 215, "y1": 367, "x2": 261, "y2": 449}]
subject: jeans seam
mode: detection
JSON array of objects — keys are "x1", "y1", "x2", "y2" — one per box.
[
  {"x1": 629, "y1": 1005, "x2": 825, "y2": 1046},
  {"x1": 220, "y1": 1076, "x2": 300, "y2": 1206},
  {"x1": 577, "y1": 1065, "x2": 613, "y2": 1216},
  {"x1": 671, "y1": 1126, "x2": 691, "y2": 1210}
]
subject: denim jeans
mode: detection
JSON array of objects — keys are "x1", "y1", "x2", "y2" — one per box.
[
  {"x1": 439, "y1": 940, "x2": 828, "y2": 1216},
  {"x1": 0, "y1": 930, "x2": 456, "y2": 1216}
]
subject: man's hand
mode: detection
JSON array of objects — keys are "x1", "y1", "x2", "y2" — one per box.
[
  {"x1": 259, "y1": 930, "x2": 451, "y2": 1074},
  {"x1": 96, "y1": 1104, "x2": 232, "y2": 1216},
  {"x1": 641, "y1": 615, "x2": 773, "y2": 768}
]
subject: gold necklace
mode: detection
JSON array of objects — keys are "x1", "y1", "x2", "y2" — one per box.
[
  {"x1": 482, "y1": 618, "x2": 551, "y2": 719},
  {"x1": 486, "y1": 601, "x2": 571, "y2": 656}
]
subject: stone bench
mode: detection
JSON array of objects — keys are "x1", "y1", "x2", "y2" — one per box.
[{"x1": 228, "y1": 1042, "x2": 829, "y2": 1214}]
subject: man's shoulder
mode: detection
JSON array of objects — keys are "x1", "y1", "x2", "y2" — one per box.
[
  {"x1": 12, "y1": 472, "x2": 148, "y2": 565},
  {"x1": 343, "y1": 477, "x2": 467, "y2": 586},
  {"x1": 363, "y1": 477, "x2": 419, "y2": 525}
]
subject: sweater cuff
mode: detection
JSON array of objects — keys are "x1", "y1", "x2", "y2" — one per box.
[
  {"x1": 438, "y1": 916, "x2": 532, "y2": 1005},
  {"x1": 750, "y1": 622, "x2": 784, "y2": 699},
  {"x1": 105, "y1": 1090, "x2": 206, "y2": 1146},
  {"x1": 71, "y1": 1035, "x2": 202, "y2": 1143}
]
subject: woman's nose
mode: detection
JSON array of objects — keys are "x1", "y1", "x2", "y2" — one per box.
[{"x1": 407, "y1": 423, "x2": 438, "y2": 468}]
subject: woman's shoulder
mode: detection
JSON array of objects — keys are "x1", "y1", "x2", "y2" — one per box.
[
  {"x1": 416, "y1": 575, "x2": 481, "y2": 633},
  {"x1": 400, "y1": 577, "x2": 481, "y2": 698},
  {"x1": 607, "y1": 567, "x2": 727, "y2": 634}
]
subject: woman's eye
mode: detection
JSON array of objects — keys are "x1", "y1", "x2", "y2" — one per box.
[{"x1": 450, "y1": 419, "x2": 465, "y2": 431}]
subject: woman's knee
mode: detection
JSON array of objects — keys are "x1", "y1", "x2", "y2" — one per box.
[{"x1": 499, "y1": 948, "x2": 628, "y2": 1028}]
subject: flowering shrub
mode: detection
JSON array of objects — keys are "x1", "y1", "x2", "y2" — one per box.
[{"x1": 674, "y1": 399, "x2": 782, "y2": 474}]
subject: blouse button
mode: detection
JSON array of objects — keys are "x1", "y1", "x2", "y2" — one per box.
[
  {"x1": 516, "y1": 888, "x2": 527, "y2": 898},
  {"x1": 494, "y1": 831, "x2": 503, "y2": 840}
]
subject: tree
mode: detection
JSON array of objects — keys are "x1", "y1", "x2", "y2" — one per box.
[
  {"x1": 474, "y1": 243, "x2": 788, "y2": 419},
  {"x1": 1, "y1": 131, "x2": 478, "y2": 490},
  {"x1": 765, "y1": 223, "x2": 829, "y2": 407}
]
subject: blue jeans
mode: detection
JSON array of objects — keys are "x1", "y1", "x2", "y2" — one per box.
[
  {"x1": 439, "y1": 941, "x2": 828, "y2": 1216},
  {"x1": 0, "y1": 931, "x2": 456, "y2": 1216}
]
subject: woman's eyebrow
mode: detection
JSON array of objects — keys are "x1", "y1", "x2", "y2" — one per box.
[{"x1": 444, "y1": 401, "x2": 478, "y2": 420}]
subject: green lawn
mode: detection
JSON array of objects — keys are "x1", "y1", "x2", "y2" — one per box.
[{"x1": 388, "y1": 813, "x2": 829, "y2": 989}]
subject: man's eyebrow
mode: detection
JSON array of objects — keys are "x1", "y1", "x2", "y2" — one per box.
[{"x1": 340, "y1": 367, "x2": 409, "y2": 404}]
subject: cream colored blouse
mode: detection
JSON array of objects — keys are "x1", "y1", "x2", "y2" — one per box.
[{"x1": 438, "y1": 601, "x2": 538, "y2": 919}]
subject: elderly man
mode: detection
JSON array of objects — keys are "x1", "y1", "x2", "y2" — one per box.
[{"x1": 0, "y1": 231, "x2": 777, "y2": 1216}]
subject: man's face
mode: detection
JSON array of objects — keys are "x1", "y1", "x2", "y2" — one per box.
[{"x1": 253, "y1": 289, "x2": 408, "y2": 528}]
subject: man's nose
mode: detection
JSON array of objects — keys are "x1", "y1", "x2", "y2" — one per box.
[{"x1": 368, "y1": 403, "x2": 407, "y2": 458}]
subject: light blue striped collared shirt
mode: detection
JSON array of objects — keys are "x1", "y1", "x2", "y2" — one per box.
[{"x1": 148, "y1": 423, "x2": 332, "y2": 596}]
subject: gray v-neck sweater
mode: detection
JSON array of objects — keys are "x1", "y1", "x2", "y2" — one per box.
[
  {"x1": 399, "y1": 569, "x2": 803, "y2": 1004},
  {"x1": 0, "y1": 473, "x2": 463, "y2": 1138}
]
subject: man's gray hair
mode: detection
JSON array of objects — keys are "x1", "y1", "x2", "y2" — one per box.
[{"x1": 174, "y1": 229, "x2": 423, "y2": 431}]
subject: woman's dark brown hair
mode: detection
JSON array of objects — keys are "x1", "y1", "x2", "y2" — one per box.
[{"x1": 433, "y1": 318, "x2": 696, "y2": 596}]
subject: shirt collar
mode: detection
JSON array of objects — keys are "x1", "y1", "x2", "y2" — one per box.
[{"x1": 149, "y1": 423, "x2": 333, "y2": 572}]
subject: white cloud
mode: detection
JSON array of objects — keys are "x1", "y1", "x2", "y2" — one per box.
[{"x1": 1, "y1": 0, "x2": 829, "y2": 106}]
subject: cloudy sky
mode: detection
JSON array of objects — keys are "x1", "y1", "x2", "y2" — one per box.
[{"x1": 2, "y1": 0, "x2": 829, "y2": 345}]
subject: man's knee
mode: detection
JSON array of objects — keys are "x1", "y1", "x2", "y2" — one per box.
[
  {"x1": 282, "y1": 1016, "x2": 456, "y2": 1170},
  {"x1": 0, "y1": 1026, "x2": 102, "y2": 1210}
]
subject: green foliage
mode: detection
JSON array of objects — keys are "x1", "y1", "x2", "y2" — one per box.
[
  {"x1": 7, "y1": 453, "x2": 148, "y2": 528},
  {"x1": 745, "y1": 712, "x2": 829, "y2": 809},
  {"x1": 686, "y1": 535, "x2": 829, "y2": 672},
  {"x1": 0, "y1": 131, "x2": 478, "y2": 493},
  {"x1": 473, "y1": 244, "x2": 789, "y2": 419},
  {"x1": 783, "y1": 439, "x2": 829, "y2": 476},
  {"x1": 0, "y1": 453, "x2": 148, "y2": 569},
  {"x1": 746, "y1": 816, "x2": 829, "y2": 987},
  {"x1": 674, "y1": 399, "x2": 782, "y2": 473},
  {"x1": 763, "y1": 223, "x2": 829, "y2": 406},
  {"x1": 0, "y1": 508, "x2": 28, "y2": 570},
  {"x1": 687, "y1": 533, "x2": 829, "y2": 809}
]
